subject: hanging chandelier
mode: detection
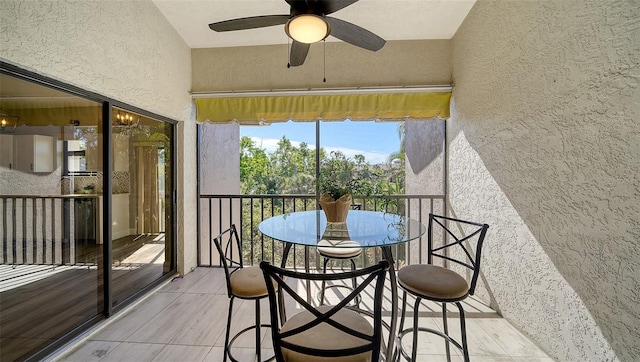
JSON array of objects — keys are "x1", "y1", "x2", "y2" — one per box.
[
  {"x1": 0, "y1": 111, "x2": 19, "y2": 133},
  {"x1": 115, "y1": 111, "x2": 138, "y2": 126}
]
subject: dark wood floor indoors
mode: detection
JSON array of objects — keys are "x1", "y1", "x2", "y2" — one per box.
[{"x1": 0, "y1": 234, "x2": 167, "y2": 362}]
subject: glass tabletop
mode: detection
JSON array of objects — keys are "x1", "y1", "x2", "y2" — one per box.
[{"x1": 258, "y1": 210, "x2": 425, "y2": 248}]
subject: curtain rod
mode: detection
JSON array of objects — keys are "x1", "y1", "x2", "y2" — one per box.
[{"x1": 191, "y1": 85, "x2": 453, "y2": 99}]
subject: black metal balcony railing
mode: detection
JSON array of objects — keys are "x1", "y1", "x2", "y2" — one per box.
[
  {"x1": 0, "y1": 195, "x2": 100, "y2": 266},
  {"x1": 2, "y1": 193, "x2": 445, "y2": 271},
  {"x1": 198, "y1": 194, "x2": 445, "y2": 270}
]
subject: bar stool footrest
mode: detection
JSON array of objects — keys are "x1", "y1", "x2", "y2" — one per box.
[
  {"x1": 396, "y1": 326, "x2": 464, "y2": 362},
  {"x1": 227, "y1": 323, "x2": 274, "y2": 362}
]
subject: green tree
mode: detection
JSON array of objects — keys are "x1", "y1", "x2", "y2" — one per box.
[
  {"x1": 239, "y1": 134, "x2": 406, "y2": 265},
  {"x1": 240, "y1": 136, "x2": 270, "y2": 194},
  {"x1": 240, "y1": 135, "x2": 404, "y2": 197},
  {"x1": 271, "y1": 137, "x2": 316, "y2": 194}
]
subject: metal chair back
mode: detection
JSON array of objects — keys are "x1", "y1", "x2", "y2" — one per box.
[
  {"x1": 260, "y1": 260, "x2": 389, "y2": 361},
  {"x1": 212, "y1": 224, "x2": 243, "y2": 298},
  {"x1": 428, "y1": 213, "x2": 489, "y2": 295}
]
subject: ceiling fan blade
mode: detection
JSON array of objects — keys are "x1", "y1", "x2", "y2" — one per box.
[
  {"x1": 317, "y1": 0, "x2": 359, "y2": 15},
  {"x1": 289, "y1": 41, "x2": 310, "y2": 66},
  {"x1": 209, "y1": 15, "x2": 290, "y2": 32},
  {"x1": 326, "y1": 16, "x2": 385, "y2": 51}
]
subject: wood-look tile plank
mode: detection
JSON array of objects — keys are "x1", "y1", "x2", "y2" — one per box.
[
  {"x1": 126, "y1": 293, "x2": 212, "y2": 344},
  {"x1": 151, "y1": 344, "x2": 212, "y2": 362},
  {"x1": 462, "y1": 296, "x2": 497, "y2": 314},
  {"x1": 57, "y1": 340, "x2": 121, "y2": 361},
  {"x1": 160, "y1": 267, "x2": 210, "y2": 293},
  {"x1": 465, "y1": 356, "x2": 514, "y2": 362},
  {"x1": 223, "y1": 298, "x2": 266, "y2": 349},
  {"x1": 184, "y1": 267, "x2": 227, "y2": 295},
  {"x1": 204, "y1": 346, "x2": 258, "y2": 362},
  {"x1": 397, "y1": 317, "x2": 462, "y2": 356},
  {"x1": 475, "y1": 318, "x2": 549, "y2": 358},
  {"x1": 170, "y1": 294, "x2": 228, "y2": 346},
  {"x1": 99, "y1": 342, "x2": 165, "y2": 362},
  {"x1": 413, "y1": 354, "x2": 465, "y2": 362},
  {"x1": 92, "y1": 291, "x2": 181, "y2": 342},
  {"x1": 430, "y1": 317, "x2": 510, "y2": 357}
]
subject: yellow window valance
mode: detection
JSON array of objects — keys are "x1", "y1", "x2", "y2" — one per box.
[{"x1": 195, "y1": 92, "x2": 451, "y2": 124}]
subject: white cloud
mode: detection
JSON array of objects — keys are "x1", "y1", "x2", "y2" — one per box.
[
  {"x1": 248, "y1": 137, "x2": 389, "y2": 164},
  {"x1": 249, "y1": 137, "x2": 312, "y2": 152},
  {"x1": 323, "y1": 145, "x2": 389, "y2": 164},
  {"x1": 248, "y1": 137, "x2": 283, "y2": 152}
]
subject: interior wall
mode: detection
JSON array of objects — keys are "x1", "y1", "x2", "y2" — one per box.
[
  {"x1": 450, "y1": 0, "x2": 639, "y2": 361},
  {"x1": 192, "y1": 39, "x2": 452, "y2": 91},
  {"x1": 0, "y1": 0, "x2": 197, "y2": 275}
]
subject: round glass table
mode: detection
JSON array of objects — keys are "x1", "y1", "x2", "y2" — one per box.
[
  {"x1": 258, "y1": 209, "x2": 425, "y2": 248},
  {"x1": 259, "y1": 209, "x2": 426, "y2": 361}
]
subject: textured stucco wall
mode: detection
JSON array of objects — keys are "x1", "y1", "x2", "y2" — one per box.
[
  {"x1": 451, "y1": 0, "x2": 639, "y2": 361},
  {"x1": 406, "y1": 119, "x2": 446, "y2": 196},
  {"x1": 198, "y1": 123, "x2": 241, "y2": 258},
  {"x1": 0, "y1": 0, "x2": 191, "y2": 121},
  {"x1": 199, "y1": 123, "x2": 240, "y2": 195},
  {"x1": 192, "y1": 39, "x2": 451, "y2": 91},
  {"x1": 405, "y1": 119, "x2": 446, "y2": 264},
  {"x1": 0, "y1": 0, "x2": 197, "y2": 275}
]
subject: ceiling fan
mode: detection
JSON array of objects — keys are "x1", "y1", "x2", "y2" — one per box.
[{"x1": 208, "y1": 0, "x2": 386, "y2": 67}]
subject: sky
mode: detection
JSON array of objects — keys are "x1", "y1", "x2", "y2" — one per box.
[{"x1": 240, "y1": 120, "x2": 402, "y2": 164}]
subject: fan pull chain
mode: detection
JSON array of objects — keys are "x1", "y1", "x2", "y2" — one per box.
[
  {"x1": 323, "y1": 40, "x2": 326, "y2": 82},
  {"x1": 287, "y1": 38, "x2": 291, "y2": 68}
]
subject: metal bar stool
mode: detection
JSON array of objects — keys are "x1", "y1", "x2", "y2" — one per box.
[
  {"x1": 318, "y1": 204, "x2": 363, "y2": 306},
  {"x1": 213, "y1": 224, "x2": 274, "y2": 362},
  {"x1": 396, "y1": 213, "x2": 489, "y2": 362},
  {"x1": 261, "y1": 260, "x2": 390, "y2": 362},
  {"x1": 318, "y1": 240, "x2": 363, "y2": 305}
]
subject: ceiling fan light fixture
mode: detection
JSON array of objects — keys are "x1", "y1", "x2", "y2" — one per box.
[{"x1": 285, "y1": 14, "x2": 330, "y2": 44}]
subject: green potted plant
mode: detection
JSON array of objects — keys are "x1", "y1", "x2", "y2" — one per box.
[
  {"x1": 319, "y1": 179, "x2": 355, "y2": 223},
  {"x1": 318, "y1": 152, "x2": 372, "y2": 222},
  {"x1": 82, "y1": 184, "x2": 95, "y2": 194}
]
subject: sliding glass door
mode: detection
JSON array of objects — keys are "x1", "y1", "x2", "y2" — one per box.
[
  {"x1": 0, "y1": 72, "x2": 105, "y2": 361},
  {"x1": 110, "y1": 107, "x2": 174, "y2": 307},
  {"x1": 0, "y1": 67, "x2": 176, "y2": 361}
]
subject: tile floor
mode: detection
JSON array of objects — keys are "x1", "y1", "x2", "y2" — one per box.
[{"x1": 51, "y1": 267, "x2": 553, "y2": 362}]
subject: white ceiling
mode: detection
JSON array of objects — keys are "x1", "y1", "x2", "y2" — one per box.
[{"x1": 153, "y1": 0, "x2": 476, "y2": 49}]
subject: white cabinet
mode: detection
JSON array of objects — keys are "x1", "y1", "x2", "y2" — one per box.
[
  {"x1": 14, "y1": 134, "x2": 56, "y2": 173},
  {"x1": 0, "y1": 134, "x2": 13, "y2": 169}
]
